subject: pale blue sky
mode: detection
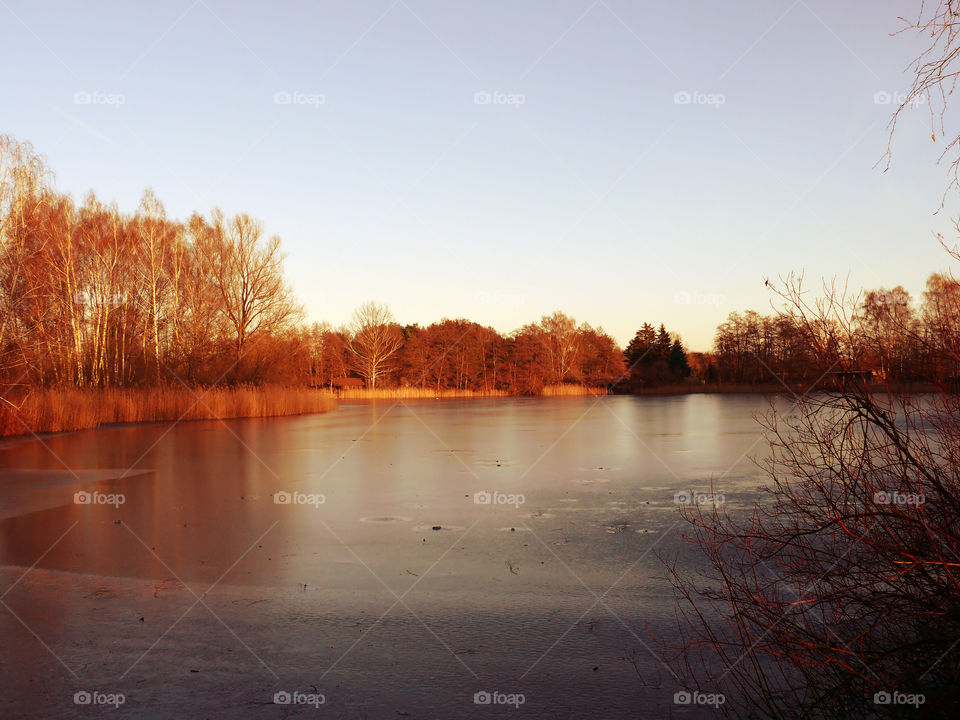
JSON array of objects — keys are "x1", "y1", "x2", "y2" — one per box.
[{"x1": 2, "y1": 0, "x2": 956, "y2": 350}]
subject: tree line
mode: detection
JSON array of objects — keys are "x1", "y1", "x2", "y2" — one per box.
[
  {"x1": 0, "y1": 136, "x2": 300, "y2": 389},
  {"x1": 0, "y1": 134, "x2": 641, "y2": 395},
  {"x1": 300, "y1": 305, "x2": 628, "y2": 394},
  {"x1": 700, "y1": 278, "x2": 960, "y2": 388},
  {"x1": 14, "y1": 129, "x2": 954, "y2": 398}
]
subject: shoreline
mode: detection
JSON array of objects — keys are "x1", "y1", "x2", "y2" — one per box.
[
  {"x1": 618, "y1": 381, "x2": 954, "y2": 396},
  {"x1": 2, "y1": 381, "x2": 940, "y2": 439}
]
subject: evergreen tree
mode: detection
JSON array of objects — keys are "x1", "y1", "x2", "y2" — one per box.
[
  {"x1": 624, "y1": 323, "x2": 656, "y2": 368},
  {"x1": 656, "y1": 324, "x2": 672, "y2": 360},
  {"x1": 668, "y1": 338, "x2": 690, "y2": 379}
]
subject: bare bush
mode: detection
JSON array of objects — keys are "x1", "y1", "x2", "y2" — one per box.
[{"x1": 660, "y1": 276, "x2": 960, "y2": 718}]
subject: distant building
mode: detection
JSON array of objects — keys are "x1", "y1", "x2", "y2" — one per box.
[
  {"x1": 827, "y1": 370, "x2": 873, "y2": 388},
  {"x1": 330, "y1": 377, "x2": 365, "y2": 395}
]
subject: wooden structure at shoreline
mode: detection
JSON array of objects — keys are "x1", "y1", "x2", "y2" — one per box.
[{"x1": 330, "y1": 377, "x2": 365, "y2": 396}]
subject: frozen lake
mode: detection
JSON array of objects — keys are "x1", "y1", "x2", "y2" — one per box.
[{"x1": 0, "y1": 394, "x2": 771, "y2": 718}]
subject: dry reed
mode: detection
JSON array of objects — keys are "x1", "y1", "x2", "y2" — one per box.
[
  {"x1": 0, "y1": 385, "x2": 337, "y2": 437},
  {"x1": 539, "y1": 384, "x2": 609, "y2": 397},
  {"x1": 336, "y1": 387, "x2": 509, "y2": 400},
  {"x1": 336, "y1": 384, "x2": 606, "y2": 399}
]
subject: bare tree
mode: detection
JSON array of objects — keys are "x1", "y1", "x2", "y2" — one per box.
[
  {"x1": 203, "y1": 210, "x2": 300, "y2": 367},
  {"x1": 41, "y1": 193, "x2": 87, "y2": 384},
  {"x1": 348, "y1": 301, "x2": 403, "y2": 389},
  {"x1": 171, "y1": 214, "x2": 216, "y2": 381},
  {"x1": 921, "y1": 270, "x2": 960, "y2": 380},
  {"x1": 887, "y1": 2, "x2": 960, "y2": 204},
  {"x1": 539, "y1": 311, "x2": 582, "y2": 384},
  {"x1": 658, "y1": 9, "x2": 960, "y2": 710},
  {"x1": 854, "y1": 286, "x2": 918, "y2": 383},
  {"x1": 0, "y1": 136, "x2": 48, "y2": 382},
  {"x1": 658, "y1": 274, "x2": 960, "y2": 719},
  {"x1": 133, "y1": 189, "x2": 176, "y2": 384}
]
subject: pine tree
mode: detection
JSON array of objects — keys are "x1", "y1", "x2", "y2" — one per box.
[
  {"x1": 656, "y1": 324, "x2": 672, "y2": 361},
  {"x1": 668, "y1": 338, "x2": 690, "y2": 379},
  {"x1": 624, "y1": 323, "x2": 656, "y2": 368}
]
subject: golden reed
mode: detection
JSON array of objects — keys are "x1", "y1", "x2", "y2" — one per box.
[
  {"x1": 336, "y1": 384, "x2": 606, "y2": 399},
  {"x1": 0, "y1": 383, "x2": 608, "y2": 437},
  {"x1": 0, "y1": 385, "x2": 337, "y2": 437}
]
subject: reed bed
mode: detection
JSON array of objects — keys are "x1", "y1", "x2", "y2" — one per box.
[
  {"x1": 0, "y1": 385, "x2": 337, "y2": 437},
  {"x1": 337, "y1": 387, "x2": 509, "y2": 400},
  {"x1": 337, "y1": 384, "x2": 607, "y2": 399},
  {"x1": 540, "y1": 384, "x2": 609, "y2": 397}
]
